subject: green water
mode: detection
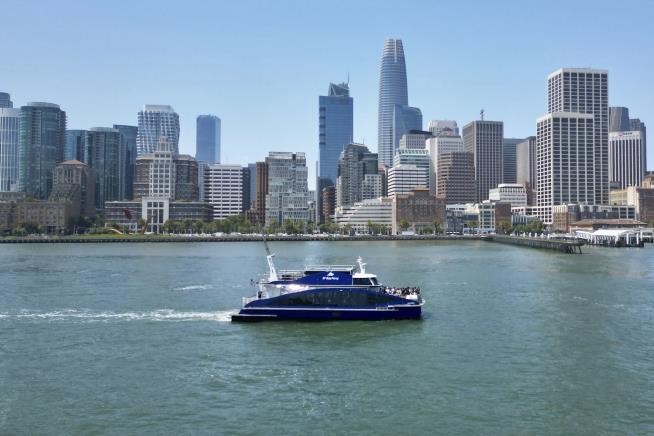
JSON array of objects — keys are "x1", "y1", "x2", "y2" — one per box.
[{"x1": 1, "y1": 241, "x2": 653, "y2": 435}]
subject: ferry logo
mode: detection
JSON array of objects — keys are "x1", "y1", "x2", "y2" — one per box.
[{"x1": 322, "y1": 272, "x2": 339, "y2": 281}]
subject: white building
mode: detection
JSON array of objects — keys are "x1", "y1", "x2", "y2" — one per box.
[
  {"x1": 265, "y1": 152, "x2": 311, "y2": 226},
  {"x1": 361, "y1": 173, "x2": 383, "y2": 200},
  {"x1": 399, "y1": 130, "x2": 432, "y2": 150},
  {"x1": 427, "y1": 120, "x2": 459, "y2": 137},
  {"x1": 388, "y1": 148, "x2": 432, "y2": 195},
  {"x1": 426, "y1": 135, "x2": 464, "y2": 196},
  {"x1": 334, "y1": 197, "x2": 393, "y2": 233},
  {"x1": 609, "y1": 130, "x2": 645, "y2": 189},
  {"x1": 489, "y1": 183, "x2": 527, "y2": 207},
  {"x1": 204, "y1": 164, "x2": 243, "y2": 220},
  {"x1": 136, "y1": 105, "x2": 180, "y2": 155}
]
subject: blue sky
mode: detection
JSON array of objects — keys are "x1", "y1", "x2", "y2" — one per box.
[{"x1": 2, "y1": 0, "x2": 653, "y2": 187}]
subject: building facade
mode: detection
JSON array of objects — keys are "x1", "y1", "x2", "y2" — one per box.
[
  {"x1": 318, "y1": 82, "x2": 353, "y2": 185},
  {"x1": 463, "y1": 120, "x2": 504, "y2": 202},
  {"x1": 85, "y1": 127, "x2": 123, "y2": 209},
  {"x1": 196, "y1": 115, "x2": 221, "y2": 165},
  {"x1": 392, "y1": 187, "x2": 446, "y2": 234},
  {"x1": 203, "y1": 164, "x2": 243, "y2": 219},
  {"x1": 19, "y1": 102, "x2": 67, "y2": 199},
  {"x1": 336, "y1": 143, "x2": 378, "y2": 208},
  {"x1": 436, "y1": 151, "x2": 476, "y2": 205},
  {"x1": 50, "y1": 160, "x2": 96, "y2": 218},
  {"x1": 516, "y1": 136, "x2": 537, "y2": 205},
  {"x1": 113, "y1": 124, "x2": 138, "y2": 200},
  {"x1": 0, "y1": 108, "x2": 21, "y2": 192},
  {"x1": 0, "y1": 92, "x2": 12, "y2": 109},
  {"x1": 136, "y1": 105, "x2": 180, "y2": 155},
  {"x1": 502, "y1": 138, "x2": 522, "y2": 184},
  {"x1": 426, "y1": 133, "x2": 464, "y2": 196},
  {"x1": 609, "y1": 130, "x2": 645, "y2": 189},
  {"x1": 65, "y1": 129, "x2": 87, "y2": 163},
  {"x1": 334, "y1": 197, "x2": 393, "y2": 233},
  {"x1": 428, "y1": 120, "x2": 459, "y2": 137},
  {"x1": 265, "y1": 152, "x2": 311, "y2": 226},
  {"x1": 489, "y1": 183, "x2": 527, "y2": 207},
  {"x1": 399, "y1": 130, "x2": 432, "y2": 150}
]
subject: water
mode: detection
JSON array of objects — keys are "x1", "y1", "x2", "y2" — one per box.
[{"x1": 1, "y1": 241, "x2": 653, "y2": 435}]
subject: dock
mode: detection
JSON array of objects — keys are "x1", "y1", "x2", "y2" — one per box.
[{"x1": 487, "y1": 235, "x2": 584, "y2": 254}]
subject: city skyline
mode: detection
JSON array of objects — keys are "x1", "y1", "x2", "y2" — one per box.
[{"x1": 2, "y1": 1, "x2": 654, "y2": 189}]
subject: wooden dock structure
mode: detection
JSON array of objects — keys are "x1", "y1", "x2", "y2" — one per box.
[{"x1": 487, "y1": 235, "x2": 584, "y2": 254}]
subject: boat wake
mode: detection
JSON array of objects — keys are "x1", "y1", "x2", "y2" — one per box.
[
  {"x1": 0, "y1": 309, "x2": 236, "y2": 323},
  {"x1": 173, "y1": 284, "x2": 213, "y2": 291}
]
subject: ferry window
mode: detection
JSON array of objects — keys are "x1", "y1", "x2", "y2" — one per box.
[
  {"x1": 353, "y1": 278, "x2": 370, "y2": 286},
  {"x1": 370, "y1": 278, "x2": 379, "y2": 285}
]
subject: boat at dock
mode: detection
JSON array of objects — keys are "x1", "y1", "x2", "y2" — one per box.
[{"x1": 231, "y1": 243, "x2": 424, "y2": 321}]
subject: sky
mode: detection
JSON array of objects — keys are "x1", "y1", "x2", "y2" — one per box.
[{"x1": 2, "y1": 0, "x2": 653, "y2": 188}]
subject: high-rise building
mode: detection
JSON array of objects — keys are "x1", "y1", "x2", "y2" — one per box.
[
  {"x1": 426, "y1": 133, "x2": 464, "y2": 196},
  {"x1": 249, "y1": 161, "x2": 268, "y2": 226},
  {"x1": 241, "y1": 166, "x2": 250, "y2": 213},
  {"x1": 195, "y1": 115, "x2": 221, "y2": 164},
  {"x1": 319, "y1": 82, "x2": 353, "y2": 185},
  {"x1": 50, "y1": 160, "x2": 96, "y2": 218},
  {"x1": 65, "y1": 130, "x2": 87, "y2": 163},
  {"x1": 114, "y1": 125, "x2": 138, "y2": 200},
  {"x1": 399, "y1": 130, "x2": 432, "y2": 149},
  {"x1": 19, "y1": 102, "x2": 67, "y2": 199},
  {"x1": 203, "y1": 164, "x2": 243, "y2": 219},
  {"x1": 502, "y1": 138, "x2": 522, "y2": 184},
  {"x1": 387, "y1": 164, "x2": 427, "y2": 197},
  {"x1": 536, "y1": 113, "x2": 595, "y2": 223},
  {"x1": 321, "y1": 185, "x2": 336, "y2": 223},
  {"x1": 361, "y1": 174, "x2": 383, "y2": 200},
  {"x1": 392, "y1": 148, "x2": 433, "y2": 193},
  {"x1": 336, "y1": 143, "x2": 379, "y2": 208},
  {"x1": 516, "y1": 136, "x2": 537, "y2": 205},
  {"x1": 609, "y1": 130, "x2": 645, "y2": 189},
  {"x1": 629, "y1": 118, "x2": 647, "y2": 171},
  {"x1": 85, "y1": 128, "x2": 123, "y2": 209},
  {"x1": 265, "y1": 152, "x2": 311, "y2": 226},
  {"x1": 609, "y1": 107, "x2": 631, "y2": 132},
  {"x1": 136, "y1": 105, "x2": 180, "y2": 156},
  {"x1": 463, "y1": 120, "x2": 504, "y2": 202},
  {"x1": 0, "y1": 92, "x2": 13, "y2": 108},
  {"x1": 436, "y1": 151, "x2": 476, "y2": 204},
  {"x1": 547, "y1": 68, "x2": 609, "y2": 204},
  {"x1": 378, "y1": 38, "x2": 421, "y2": 167},
  {"x1": 428, "y1": 120, "x2": 459, "y2": 137},
  {"x1": 0, "y1": 108, "x2": 21, "y2": 192},
  {"x1": 247, "y1": 163, "x2": 257, "y2": 210}
]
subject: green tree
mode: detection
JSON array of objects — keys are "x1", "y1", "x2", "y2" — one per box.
[
  {"x1": 496, "y1": 219, "x2": 513, "y2": 235},
  {"x1": 432, "y1": 219, "x2": 442, "y2": 235},
  {"x1": 399, "y1": 219, "x2": 411, "y2": 232},
  {"x1": 11, "y1": 226, "x2": 27, "y2": 237}
]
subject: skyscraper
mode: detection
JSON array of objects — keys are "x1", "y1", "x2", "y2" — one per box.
[
  {"x1": 629, "y1": 118, "x2": 647, "y2": 172},
  {"x1": 0, "y1": 92, "x2": 13, "y2": 108},
  {"x1": 463, "y1": 120, "x2": 504, "y2": 202},
  {"x1": 428, "y1": 120, "x2": 459, "y2": 137},
  {"x1": 609, "y1": 130, "x2": 645, "y2": 188},
  {"x1": 436, "y1": 151, "x2": 476, "y2": 204},
  {"x1": 609, "y1": 107, "x2": 631, "y2": 132},
  {"x1": 19, "y1": 102, "x2": 67, "y2": 199},
  {"x1": 203, "y1": 164, "x2": 243, "y2": 219},
  {"x1": 336, "y1": 143, "x2": 378, "y2": 208},
  {"x1": 85, "y1": 127, "x2": 124, "y2": 209},
  {"x1": 136, "y1": 105, "x2": 180, "y2": 156},
  {"x1": 502, "y1": 138, "x2": 523, "y2": 184},
  {"x1": 265, "y1": 152, "x2": 311, "y2": 226},
  {"x1": 113, "y1": 124, "x2": 138, "y2": 200},
  {"x1": 547, "y1": 68, "x2": 609, "y2": 204},
  {"x1": 195, "y1": 115, "x2": 221, "y2": 164},
  {"x1": 426, "y1": 132, "x2": 464, "y2": 197},
  {"x1": 516, "y1": 136, "x2": 537, "y2": 205},
  {"x1": 319, "y1": 82, "x2": 353, "y2": 185},
  {"x1": 65, "y1": 130, "x2": 87, "y2": 163},
  {"x1": 378, "y1": 38, "x2": 421, "y2": 167},
  {"x1": 0, "y1": 108, "x2": 21, "y2": 192}
]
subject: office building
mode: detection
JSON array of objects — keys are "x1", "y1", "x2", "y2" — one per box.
[
  {"x1": 247, "y1": 163, "x2": 257, "y2": 210},
  {"x1": 463, "y1": 120, "x2": 504, "y2": 202},
  {"x1": 536, "y1": 113, "x2": 595, "y2": 223},
  {"x1": 114, "y1": 124, "x2": 138, "y2": 199},
  {"x1": 387, "y1": 164, "x2": 427, "y2": 197},
  {"x1": 609, "y1": 107, "x2": 631, "y2": 132},
  {"x1": 265, "y1": 152, "x2": 311, "y2": 226},
  {"x1": 85, "y1": 127, "x2": 123, "y2": 209},
  {"x1": 336, "y1": 143, "x2": 378, "y2": 208},
  {"x1": 609, "y1": 130, "x2": 646, "y2": 189},
  {"x1": 436, "y1": 151, "x2": 476, "y2": 204},
  {"x1": 321, "y1": 185, "x2": 336, "y2": 224},
  {"x1": 378, "y1": 38, "x2": 420, "y2": 167},
  {"x1": 547, "y1": 68, "x2": 609, "y2": 205},
  {"x1": 241, "y1": 166, "x2": 250, "y2": 213},
  {"x1": 50, "y1": 160, "x2": 96, "y2": 218},
  {"x1": 428, "y1": 120, "x2": 459, "y2": 137},
  {"x1": 426, "y1": 134, "x2": 464, "y2": 196},
  {"x1": 392, "y1": 187, "x2": 446, "y2": 234},
  {"x1": 203, "y1": 164, "x2": 243, "y2": 219},
  {"x1": 516, "y1": 136, "x2": 537, "y2": 205},
  {"x1": 196, "y1": 115, "x2": 221, "y2": 164},
  {"x1": 136, "y1": 105, "x2": 180, "y2": 155},
  {"x1": 392, "y1": 148, "x2": 433, "y2": 193},
  {"x1": 65, "y1": 130, "x2": 87, "y2": 163},
  {"x1": 0, "y1": 92, "x2": 12, "y2": 108},
  {"x1": 399, "y1": 130, "x2": 432, "y2": 149},
  {"x1": 319, "y1": 82, "x2": 353, "y2": 185},
  {"x1": 502, "y1": 138, "x2": 522, "y2": 184},
  {"x1": 361, "y1": 173, "x2": 383, "y2": 200},
  {"x1": 489, "y1": 183, "x2": 527, "y2": 207},
  {"x1": 19, "y1": 102, "x2": 67, "y2": 199},
  {"x1": 0, "y1": 108, "x2": 21, "y2": 192},
  {"x1": 334, "y1": 197, "x2": 393, "y2": 233}
]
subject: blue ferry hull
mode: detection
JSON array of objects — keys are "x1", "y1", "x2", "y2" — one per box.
[{"x1": 233, "y1": 305, "x2": 422, "y2": 321}]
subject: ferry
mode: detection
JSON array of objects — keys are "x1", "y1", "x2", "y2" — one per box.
[{"x1": 231, "y1": 242, "x2": 424, "y2": 321}]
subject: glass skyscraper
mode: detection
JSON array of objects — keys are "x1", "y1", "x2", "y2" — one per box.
[
  {"x1": 136, "y1": 105, "x2": 180, "y2": 156},
  {"x1": 195, "y1": 115, "x2": 221, "y2": 164},
  {"x1": 0, "y1": 92, "x2": 13, "y2": 108},
  {"x1": 85, "y1": 127, "x2": 124, "y2": 209},
  {"x1": 19, "y1": 102, "x2": 67, "y2": 199},
  {"x1": 319, "y1": 82, "x2": 353, "y2": 185},
  {"x1": 65, "y1": 130, "x2": 87, "y2": 162},
  {"x1": 0, "y1": 107, "x2": 21, "y2": 192},
  {"x1": 114, "y1": 124, "x2": 138, "y2": 199},
  {"x1": 377, "y1": 38, "x2": 421, "y2": 167}
]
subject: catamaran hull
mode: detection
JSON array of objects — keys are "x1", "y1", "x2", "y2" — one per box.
[{"x1": 231, "y1": 305, "x2": 422, "y2": 321}]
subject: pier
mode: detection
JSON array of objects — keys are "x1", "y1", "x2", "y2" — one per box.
[{"x1": 487, "y1": 235, "x2": 584, "y2": 254}]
